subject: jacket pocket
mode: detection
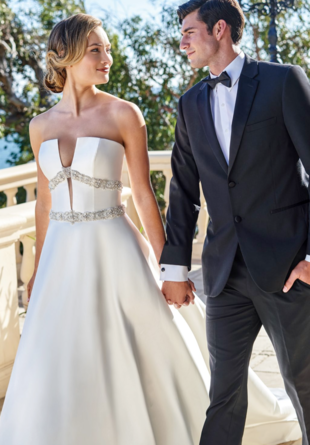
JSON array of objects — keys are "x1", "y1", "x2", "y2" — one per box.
[
  {"x1": 245, "y1": 116, "x2": 276, "y2": 132},
  {"x1": 270, "y1": 199, "x2": 309, "y2": 214}
]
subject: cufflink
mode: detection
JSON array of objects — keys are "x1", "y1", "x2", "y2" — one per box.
[{"x1": 161, "y1": 267, "x2": 165, "y2": 272}]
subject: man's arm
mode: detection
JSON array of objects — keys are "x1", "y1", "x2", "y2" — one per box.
[
  {"x1": 160, "y1": 95, "x2": 201, "y2": 306},
  {"x1": 282, "y1": 65, "x2": 310, "y2": 291},
  {"x1": 160, "y1": 264, "x2": 188, "y2": 282}
]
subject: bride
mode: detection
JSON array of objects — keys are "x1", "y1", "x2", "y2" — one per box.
[{"x1": 0, "y1": 13, "x2": 301, "y2": 445}]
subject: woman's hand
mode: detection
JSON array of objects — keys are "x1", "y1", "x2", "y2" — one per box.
[
  {"x1": 163, "y1": 278, "x2": 196, "y2": 309},
  {"x1": 27, "y1": 271, "x2": 37, "y2": 302}
]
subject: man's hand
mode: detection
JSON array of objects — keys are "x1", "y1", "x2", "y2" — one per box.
[
  {"x1": 162, "y1": 279, "x2": 196, "y2": 309},
  {"x1": 283, "y1": 260, "x2": 310, "y2": 292}
]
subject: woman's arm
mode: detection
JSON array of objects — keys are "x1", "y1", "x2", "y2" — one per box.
[
  {"x1": 27, "y1": 117, "x2": 52, "y2": 300},
  {"x1": 117, "y1": 101, "x2": 166, "y2": 264}
]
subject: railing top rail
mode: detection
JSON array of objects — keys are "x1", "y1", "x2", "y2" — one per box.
[
  {"x1": 0, "y1": 151, "x2": 173, "y2": 188},
  {"x1": 0, "y1": 162, "x2": 37, "y2": 187}
]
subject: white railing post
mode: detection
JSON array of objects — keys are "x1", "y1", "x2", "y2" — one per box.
[
  {"x1": 19, "y1": 234, "x2": 36, "y2": 309},
  {"x1": 4, "y1": 187, "x2": 18, "y2": 207},
  {"x1": 15, "y1": 242, "x2": 23, "y2": 279},
  {"x1": 0, "y1": 202, "x2": 36, "y2": 314},
  {"x1": 24, "y1": 184, "x2": 36, "y2": 202},
  {"x1": 121, "y1": 160, "x2": 142, "y2": 231},
  {"x1": 163, "y1": 169, "x2": 172, "y2": 215},
  {"x1": 192, "y1": 185, "x2": 209, "y2": 261},
  {"x1": 0, "y1": 214, "x2": 23, "y2": 398}
]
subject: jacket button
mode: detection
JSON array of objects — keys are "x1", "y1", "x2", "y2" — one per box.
[
  {"x1": 161, "y1": 267, "x2": 165, "y2": 272},
  {"x1": 229, "y1": 181, "x2": 236, "y2": 188},
  {"x1": 235, "y1": 216, "x2": 242, "y2": 223}
]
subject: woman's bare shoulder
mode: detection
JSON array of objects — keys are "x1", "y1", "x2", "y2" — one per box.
[
  {"x1": 99, "y1": 91, "x2": 143, "y2": 119},
  {"x1": 29, "y1": 107, "x2": 57, "y2": 156}
]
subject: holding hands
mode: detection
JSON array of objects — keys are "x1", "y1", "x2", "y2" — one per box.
[{"x1": 162, "y1": 279, "x2": 196, "y2": 309}]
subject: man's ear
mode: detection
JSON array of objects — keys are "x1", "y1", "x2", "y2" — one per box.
[{"x1": 213, "y1": 19, "x2": 228, "y2": 41}]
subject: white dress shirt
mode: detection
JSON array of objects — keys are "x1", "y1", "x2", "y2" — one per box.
[{"x1": 160, "y1": 51, "x2": 310, "y2": 282}]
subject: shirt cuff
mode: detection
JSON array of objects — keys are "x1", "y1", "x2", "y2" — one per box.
[
  {"x1": 160, "y1": 264, "x2": 188, "y2": 282},
  {"x1": 305, "y1": 255, "x2": 310, "y2": 263}
]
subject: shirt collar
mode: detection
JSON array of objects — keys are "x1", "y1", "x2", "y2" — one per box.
[{"x1": 210, "y1": 51, "x2": 245, "y2": 90}]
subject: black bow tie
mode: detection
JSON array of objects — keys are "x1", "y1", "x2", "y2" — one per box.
[{"x1": 203, "y1": 71, "x2": 232, "y2": 89}]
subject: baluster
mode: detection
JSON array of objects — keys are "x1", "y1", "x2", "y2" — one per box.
[
  {"x1": 15, "y1": 241, "x2": 23, "y2": 280},
  {"x1": 0, "y1": 214, "x2": 22, "y2": 397},
  {"x1": 192, "y1": 185, "x2": 209, "y2": 261},
  {"x1": 163, "y1": 169, "x2": 172, "y2": 215},
  {"x1": 24, "y1": 184, "x2": 37, "y2": 202},
  {"x1": 4, "y1": 187, "x2": 18, "y2": 207},
  {"x1": 19, "y1": 233, "x2": 36, "y2": 308},
  {"x1": 121, "y1": 169, "x2": 142, "y2": 230}
]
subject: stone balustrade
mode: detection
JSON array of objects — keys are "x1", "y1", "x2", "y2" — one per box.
[
  {"x1": 0, "y1": 205, "x2": 34, "y2": 397},
  {"x1": 0, "y1": 151, "x2": 209, "y2": 260},
  {"x1": 0, "y1": 162, "x2": 37, "y2": 206},
  {"x1": 0, "y1": 151, "x2": 209, "y2": 397},
  {"x1": 122, "y1": 151, "x2": 209, "y2": 258}
]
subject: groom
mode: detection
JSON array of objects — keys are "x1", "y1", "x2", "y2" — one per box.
[{"x1": 160, "y1": 0, "x2": 310, "y2": 444}]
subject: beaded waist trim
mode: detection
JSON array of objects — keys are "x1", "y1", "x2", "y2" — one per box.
[
  {"x1": 49, "y1": 167, "x2": 123, "y2": 192},
  {"x1": 49, "y1": 204, "x2": 125, "y2": 224}
]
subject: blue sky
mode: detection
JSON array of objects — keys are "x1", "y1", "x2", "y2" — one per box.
[
  {"x1": 11, "y1": 0, "x2": 180, "y2": 22},
  {"x1": 86, "y1": 0, "x2": 178, "y2": 21}
]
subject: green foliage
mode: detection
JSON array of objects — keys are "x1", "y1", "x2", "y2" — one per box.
[
  {"x1": 0, "y1": 0, "x2": 86, "y2": 165},
  {"x1": 1, "y1": 1, "x2": 206, "y2": 166},
  {"x1": 241, "y1": 0, "x2": 310, "y2": 74},
  {"x1": 0, "y1": 0, "x2": 207, "y2": 211},
  {"x1": 98, "y1": 7, "x2": 208, "y2": 151},
  {"x1": 1, "y1": 0, "x2": 310, "y2": 212}
]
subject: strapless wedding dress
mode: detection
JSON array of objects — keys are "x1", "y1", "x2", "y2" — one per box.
[{"x1": 0, "y1": 137, "x2": 301, "y2": 445}]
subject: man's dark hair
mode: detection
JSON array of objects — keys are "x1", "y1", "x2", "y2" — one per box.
[{"x1": 177, "y1": 0, "x2": 245, "y2": 45}]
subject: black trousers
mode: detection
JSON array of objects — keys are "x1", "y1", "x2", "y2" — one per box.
[{"x1": 200, "y1": 244, "x2": 310, "y2": 445}]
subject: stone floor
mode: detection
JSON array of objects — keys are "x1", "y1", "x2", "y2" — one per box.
[
  {"x1": 282, "y1": 442, "x2": 302, "y2": 445},
  {"x1": 0, "y1": 268, "x2": 303, "y2": 444},
  {"x1": 283, "y1": 442, "x2": 302, "y2": 445}
]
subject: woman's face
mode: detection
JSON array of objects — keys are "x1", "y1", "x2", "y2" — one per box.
[{"x1": 68, "y1": 26, "x2": 113, "y2": 87}]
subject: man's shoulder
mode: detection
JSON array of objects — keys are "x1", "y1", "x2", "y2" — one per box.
[
  {"x1": 180, "y1": 78, "x2": 206, "y2": 103},
  {"x1": 255, "y1": 57, "x2": 296, "y2": 76}
]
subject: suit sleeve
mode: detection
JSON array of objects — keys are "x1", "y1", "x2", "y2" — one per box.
[
  {"x1": 159, "y1": 95, "x2": 201, "y2": 270},
  {"x1": 282, "y1": 65, "x2": 310, "y2": 254}
]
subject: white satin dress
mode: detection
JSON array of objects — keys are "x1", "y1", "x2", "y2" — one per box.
[{"x1": 0, "y1": 137, "x2": 302, "y2": 445}]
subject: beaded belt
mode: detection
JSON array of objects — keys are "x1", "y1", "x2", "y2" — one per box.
[
  {"x1": 49, "y1": 204, "x2": 125, "y2": 224},
  {"x1": 49, "y1": 167, "x2": 123, "y2": 192}
]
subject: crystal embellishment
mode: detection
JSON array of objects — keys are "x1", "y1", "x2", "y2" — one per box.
[
  {"x1": 49, "y1": 167, "x2": 123, "y2": 192},
  {"x1": 49, "y1": 205, "x2": 126, "y2": 224}
]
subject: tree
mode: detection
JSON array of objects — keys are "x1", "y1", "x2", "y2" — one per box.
[
  {"x1": 240, "y1": 0, "x2": 310, "y2": 74},
  {"x1": 0, "y1": 0, "x2": 86, "y2": 165},
  {"x1": 0, "y1": 1, "x2": 207, "y2": 210},
  {"x1": 1, "y1": 0, "x2": 310, "y2": 210}
]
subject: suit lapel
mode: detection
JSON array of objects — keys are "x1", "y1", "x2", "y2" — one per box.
[
  {"x1": 228, "y1": 56, "x2": 259, "y2": 175},
  {"x1": 197, "y1": 81, "x2": 228, "y2": 174}
]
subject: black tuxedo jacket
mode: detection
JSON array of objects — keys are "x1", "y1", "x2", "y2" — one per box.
[{"x1": 160, "y1": 54, "x2": 310, "y2": 297}]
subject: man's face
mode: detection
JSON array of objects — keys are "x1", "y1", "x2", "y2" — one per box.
[{"x1": 180, "y1": 10, "x2": 219, "y2": 69}]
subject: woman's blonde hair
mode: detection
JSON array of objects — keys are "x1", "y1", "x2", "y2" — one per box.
[{"x1": 44, "y1": 13, "x2": 102, "y2": 94}]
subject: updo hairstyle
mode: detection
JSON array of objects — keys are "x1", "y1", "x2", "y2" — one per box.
[{"x1": 44, "y1": 13, "x2": 102, "y2": 94}]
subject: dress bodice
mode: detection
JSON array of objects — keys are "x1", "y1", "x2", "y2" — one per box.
[{"x1": 39, "y1": 138, "x2": 125, "y2": 222}]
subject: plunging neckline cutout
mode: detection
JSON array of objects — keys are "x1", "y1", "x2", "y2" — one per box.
[
  {"x1": 39, "y1": 137, "x2": 125, "y2": 212},
  {"x1": 57, "y1": 138, "x2": 78, "y2": 169},
  {"x1": 40, "y1": 137, "x2": 125, "y2": 170},
  {"x1": 55, "y1": 137, "x2": 125, "y2": 169}
]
